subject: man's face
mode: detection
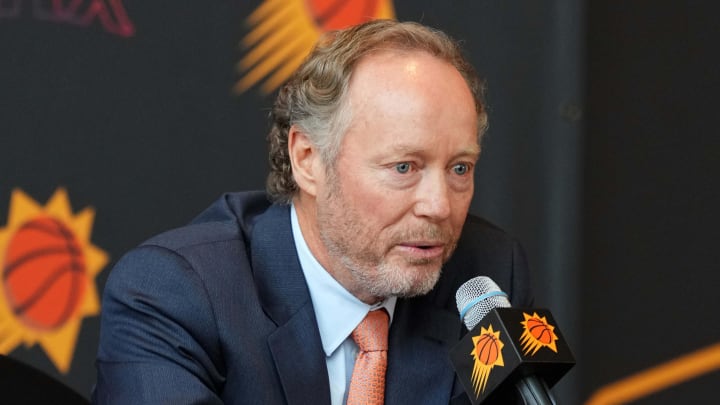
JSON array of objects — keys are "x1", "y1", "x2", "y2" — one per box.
[{"x1": 313, "y1": 51, "x2": 480, "y2": 304}]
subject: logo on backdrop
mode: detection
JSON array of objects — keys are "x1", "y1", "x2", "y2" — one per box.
[
  {"x1": 235, "y1": 0, "x2": 395, "y2": 94},
  {"x1": 0, "y1": 188, "x2": 108, "y2": 373},
  {"x1": 469, "y1": 324, "x2": 505, "y2": 396},
  {"x1": 0, "y1": 0, "x2": 134, "y2": 37}
]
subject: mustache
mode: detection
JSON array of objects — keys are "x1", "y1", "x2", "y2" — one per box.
[{"x1": 390, "y1": 224, "x2": 455, "y2": 244}]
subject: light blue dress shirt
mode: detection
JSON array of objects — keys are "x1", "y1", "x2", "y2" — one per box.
[{"x1": 290, "y1": 205, "x2": 396, "y2": 405}]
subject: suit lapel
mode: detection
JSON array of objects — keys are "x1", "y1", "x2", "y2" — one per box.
[
  {"x1": 250, "y1": 204, "x2": 331, "y2": 405},
  {"x1": 267, "y1": 303, "x2": 330, "y2": 405},
  {"x1": 385, "y1": 296, "x2": 462, "y2": 404}
]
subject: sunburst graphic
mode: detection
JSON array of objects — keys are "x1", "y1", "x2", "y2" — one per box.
[
  {"x1": 519, "y1": 312, "x2": 559, "y2": 356},
  {"x1": 235, "y1": 0, "x2": 395, "y2": 94},
  {"x1": 0, "y1": 188, "x2": 108, "y2": 373},
  {"x1": 469, "y1": 325, "x2": 505, "y2": 397}
]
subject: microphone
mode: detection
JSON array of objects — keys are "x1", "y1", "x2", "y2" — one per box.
[{"x1": 450, "y1": 276, "x2": 575, "y2": 405}]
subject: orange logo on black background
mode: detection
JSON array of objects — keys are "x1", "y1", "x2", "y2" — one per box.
[
  {"x1": 469, "y1": 325, "x2": 505, "y2": 397},
  {"x1": 235, "y1": 0, "x2": 395, "y2": 94},
  {"x1": 519, "y1": 312, "x2": 559, "y2": 356},
  {"x1": 0, "y1": 188, "x2": 108, "y2": 373}
]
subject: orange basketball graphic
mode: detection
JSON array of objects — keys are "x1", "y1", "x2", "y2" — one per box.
[
  {"x1": 306, "y1": 0, "x2": 382, "y2": 31},
  {"x1": 469, "y1": 325, "x2": 505, "y2": 397},
  {"x1": 3, "y1": 216, "x2": 87, "y2": 330},
  {"x1": 519, "y1": 312, "x2": 559, "y2": 356},
  {"x1": 525, "y1": 316, "x2": 554, "y2": 345},
  {"x1": 0, "y1": 188, "x2": 108, "y2": 373},
  {"x1": 474, "y1": 332, "x2": 501, "y2": 365}
]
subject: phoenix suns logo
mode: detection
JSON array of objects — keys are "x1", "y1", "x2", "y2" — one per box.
[
  {"x1": 469, "y1": 324, "x2": 505, "y2": 396},
  {"x1": 0, "y1": 188, "x2": 108, "y2": 373},
  {"x1": 235, "y1": 0, "x2": 395, "y2": 94},
  {"x1": 0, "y1": 0, "x2": 134, "y2": 37},
  {"x1": 519, "y1": 312, "x2": 559, "y2": 356}
]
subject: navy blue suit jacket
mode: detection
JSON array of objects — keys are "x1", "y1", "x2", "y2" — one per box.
[{"x1": 93, "y1": 191, "x2": 532, "y2": 404}]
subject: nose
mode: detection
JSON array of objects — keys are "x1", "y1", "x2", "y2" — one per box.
[{"x1": 413, "y1": 171, "x2": 452, "y2": 222}]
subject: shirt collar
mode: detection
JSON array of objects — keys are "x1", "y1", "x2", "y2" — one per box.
[{"x1": 290, "y1": 204, "x2": 396, "y2": 357}]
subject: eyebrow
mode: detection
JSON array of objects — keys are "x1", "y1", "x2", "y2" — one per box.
[
  {"x1": 458, "y1": 145, "x2": 482, "y2": 159},
  {"x1": 385, "y1": 143, "x2": 481, "y2": 160}
]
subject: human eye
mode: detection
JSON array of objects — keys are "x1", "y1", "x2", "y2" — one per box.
[
  {"x1": 452, "y1": 163, "x2": 472, "y2": 176},
  {"x1": 394, "y1": 162, "x2": 412, "y2": 174}
]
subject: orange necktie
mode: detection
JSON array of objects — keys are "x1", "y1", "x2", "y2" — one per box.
[{"x1": 346, "y1": 309, "x2": 390, "y2": 405}]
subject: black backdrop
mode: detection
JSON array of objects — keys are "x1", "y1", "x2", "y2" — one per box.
[
  {"x1": 582, "y1": 1, "x2": 720, "y2": 403},
  {"x1": 1, "y1": 1, "x2": 717, "y2": 403}
]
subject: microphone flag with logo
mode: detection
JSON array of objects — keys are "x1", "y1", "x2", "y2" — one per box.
[{"x1": 450, "y1": 276, "x2": 575, "y2": 404}]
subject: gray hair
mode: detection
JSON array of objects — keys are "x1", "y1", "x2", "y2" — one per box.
[{"x1": 266, "y1": 19, "x2": 487, "y2": 203}]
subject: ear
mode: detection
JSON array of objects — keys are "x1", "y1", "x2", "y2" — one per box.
[{"x1": 288, "y1": 125, "x2": 322, "y2": 197}]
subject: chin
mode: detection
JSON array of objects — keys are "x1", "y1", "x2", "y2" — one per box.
[
  {"x1": 348, "y1": 256, "x2": 445, "y2": 299},
  {"x1": 391, "y1": 264, "x2": 443, "y2": 298}
]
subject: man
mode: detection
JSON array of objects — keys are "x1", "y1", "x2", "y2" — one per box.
[{"x1": 94, "y1": 20, "x2": 533, "y2": 404}]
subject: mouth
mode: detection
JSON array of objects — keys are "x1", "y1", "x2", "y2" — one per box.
[{"x1": 396, "y1": 242, "x2": 446, "y2": 259}]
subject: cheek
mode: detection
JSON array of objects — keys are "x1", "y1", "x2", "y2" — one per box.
[
  {"x1": 344, "y1": 171, "x2": 399, "y2": 211},
  {"x1": 343, "y1": 180, "x2": 409, "y2": 232}
]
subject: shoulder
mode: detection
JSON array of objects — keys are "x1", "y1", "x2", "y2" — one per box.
[
  {"x1": 96, "y1": 192, "x2": 291, "y2": 402},
  {"x1": 142, "y1": 190, "x2": 274, "y2": 252},
  {"x1": 104, "y1": 191, "x2": 283, "y2": 299}
]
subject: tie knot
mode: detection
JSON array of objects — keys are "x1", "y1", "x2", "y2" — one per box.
[{"x1": 352, "y1": 309, "x2": 389, "y2": 352}]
